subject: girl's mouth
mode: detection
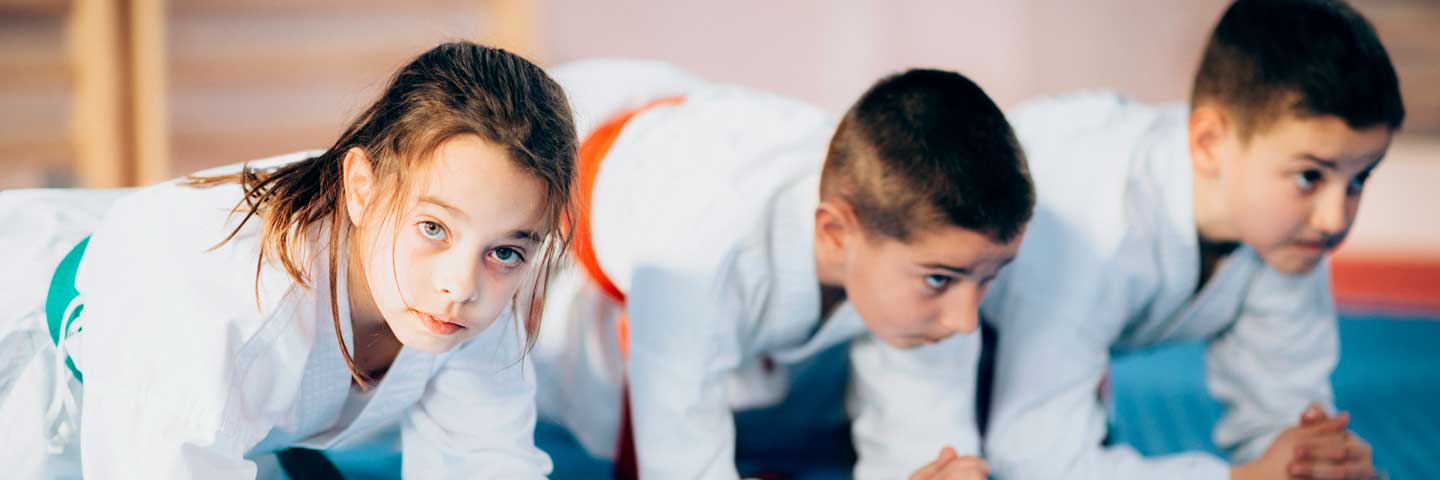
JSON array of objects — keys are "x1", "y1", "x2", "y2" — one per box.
[{"x1": 416, "y1": 310, "x2": 465, "y2": 336}]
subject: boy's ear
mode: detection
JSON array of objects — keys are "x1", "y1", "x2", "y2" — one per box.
[
  {"x1": 343, "y1": 147, "x2": 376, "y2": 226},
  {"x1": 1188, "y1": 103, "x2": 1232, "y2": 178},
  {"x1": 815, "y1": 198, "x2": 859, "y2": 252}
]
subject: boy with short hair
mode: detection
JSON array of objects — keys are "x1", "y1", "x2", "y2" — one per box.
[
  {"x1": 535, "y1": 60, "x2": 1034, "y2": 479},
  {"x1": 980, "y1": 0, "x2": 1404, "y2": 478}
]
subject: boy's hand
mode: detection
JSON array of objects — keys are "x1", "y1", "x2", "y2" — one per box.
[
  {"x1": 1289, "y1": 405, "x2": 1374, "y2": 480},
  {"x1": 1231, "y1": 410, "x2": 1354, "y2": 480},
  {"x1": 909, "y1": 446, "x2": 989, "y2": 480}
]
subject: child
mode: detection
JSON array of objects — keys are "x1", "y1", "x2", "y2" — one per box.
[
  {"x1": 979, "y1": 0, "x2": 1404, "y2": 478},
  {"x1": 0, "y1": 41, "x2": 576, "y2": 478},
  {"x1": 533, "y1": 59, "x2": 1034, "y2": 479}
]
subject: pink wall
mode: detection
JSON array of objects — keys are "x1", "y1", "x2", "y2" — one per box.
[{"x1": 540, "y1": 0, "x2": 1229, "y2": 111}]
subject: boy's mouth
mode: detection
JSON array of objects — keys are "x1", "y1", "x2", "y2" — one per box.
[{"x1": 1293, "y1": 234, "x2": 1343, "y2": 252}]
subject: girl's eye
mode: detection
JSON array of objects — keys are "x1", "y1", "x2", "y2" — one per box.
[
  {"x1": 418, "y1": 221, "x2": 448, "y2": 241},
  {"x1": 490, "y1": 247, "x2": 525, "y2": 267},
  {"x1": 1294, "y1": 170, "x2": 1323, "y2": 192},
  {"x1": 924, "y1": 274, "x2": 952, "y2": 290}
]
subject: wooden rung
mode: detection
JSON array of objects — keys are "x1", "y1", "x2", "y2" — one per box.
[
  {"x1": 131, "y1": 0, "x2": 169, "y2": 185},
  {"x1": 66, "y1": 0, "x2": 127, "y2": 188}
]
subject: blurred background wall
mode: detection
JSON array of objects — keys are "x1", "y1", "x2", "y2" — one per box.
[{"x1": 1, "y1": 0, "x2": 1436, "y2": 306}]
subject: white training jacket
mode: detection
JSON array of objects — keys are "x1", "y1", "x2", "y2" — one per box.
[
  {"x1": 536, "y1": 59, "x2": 983, "y2": 479},
  {"x1": 980, "y1": 92, "x2": 1339, "y2": 479},
  {"x1": 0, "y1": 153, "x2": 551, "y2": 478}
]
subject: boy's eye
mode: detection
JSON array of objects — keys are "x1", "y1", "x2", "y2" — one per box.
[
  {"x1": 490, "y1": 247, "x2": 525, "y2": 267},
  {"x1": 418, "y1": 221, "x2": 448, "y2": 241},
  {"x1": 923, "y1": 274, "x2": 952, "y2": 290},
  {"x1": 1294, "y1": 170, "x2": 1323, "y2": 191},
  {"x1": 1347, "y1": 171, "x2": 1371, "y2": 195}
]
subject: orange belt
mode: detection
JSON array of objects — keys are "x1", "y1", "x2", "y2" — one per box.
[
  {"x1": 573, "y1": 95, "x2": 684, "y2": 359},
  {"x1": 571, "y1": 95, "x2": 684, "y2": 479}
]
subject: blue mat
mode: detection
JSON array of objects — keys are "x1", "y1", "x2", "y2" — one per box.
[{"x1": 1109, "y1": 313, "x2": 1440, "y2": 480}]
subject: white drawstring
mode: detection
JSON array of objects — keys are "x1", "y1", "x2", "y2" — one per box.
[{"x1": 44, "y1": 295, "x2": 83, "y2": 453}]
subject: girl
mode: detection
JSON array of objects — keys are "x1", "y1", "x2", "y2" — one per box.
[{"x1": 0, "y1": 41, "x2": 576, "y2": 478}]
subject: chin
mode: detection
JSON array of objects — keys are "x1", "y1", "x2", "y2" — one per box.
[
  {"x1": 1262, "y1": 251, "x2": 1326, "y2": 275},
  {"x1": 392, "y1": 327, "x2": 460, "y2": 354},
  {"x1": 874, "y1": 333, "x2": 921, "y2": 350}
]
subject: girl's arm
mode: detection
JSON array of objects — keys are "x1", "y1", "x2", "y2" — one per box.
[{"x1": 75, "y1": 186, "x2": 294, "y2": 478}]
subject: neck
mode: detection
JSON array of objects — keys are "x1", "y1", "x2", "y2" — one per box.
[
  {"x1": 345, "y1": 235, "x2": 384, "y2": 336},
  {"x1": 1190, "y1": 166, "x2": 1240, "y2": 245},
  {"x1": 344, "y1": 233, "x2": 401, "y2": 380},
  {"x1": 813, "y1": 232, "x2": 847, "y2": 321}
]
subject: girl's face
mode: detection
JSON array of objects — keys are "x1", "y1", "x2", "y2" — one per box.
[{"x1": 346, "y1": 135, "x2": 547, "y2": 354}]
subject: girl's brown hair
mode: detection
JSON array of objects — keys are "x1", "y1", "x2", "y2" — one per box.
[{"x1": 188, "y1": 41, "x2": 577, "y2": 386}]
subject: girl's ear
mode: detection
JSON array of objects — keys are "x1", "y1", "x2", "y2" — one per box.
[{"x1": 343, "y1": 147, "x2": 376, "y2": 226}]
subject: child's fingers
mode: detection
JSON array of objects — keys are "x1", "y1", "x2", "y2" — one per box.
[
  {"x1": 1346, "y1": 433, "x2": 1373, "y2": 462},
  {"x1": 1294, "y1": 439, "x2": 1355, "y2": 463},
  {"x1": 950, "y1": 455, "x2": 988, "y2": 472},
  {"x1": 908, "y1": 460, "x2": 948, "y2": 480},
  {"x1": 910, "y1": 451, "x2": 956, "y2": 480},
  {"x1": 1299, "y1": 403, "x2": 1328, "y2": 426},
  {"x1": 1288, "y1": 459, "x2": 1375, "y2": 480},
  {"x1": 1300, "y1": 412, "x2": 1350, "y2": 435},
  {"x1": 930, "y1": 456, "x2": 989, "y2": 480},
  {"x1": 938, "y1": 446, "x2": 958, "y2": 462}
]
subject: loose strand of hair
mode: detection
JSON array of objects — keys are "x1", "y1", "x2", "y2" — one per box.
[{"x1": 330, "y1": 204, "x2": 373, "y2": 389}]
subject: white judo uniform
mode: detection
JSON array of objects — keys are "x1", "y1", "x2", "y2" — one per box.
[
  {"x1": 0, "y1": 152, "x2": 552, "y2": 478},
  {"x1": 534, "y1": 60, "x2": 983, "y2": 479},
  {"x1": 980, "y1": 92, "x2": 1339, "y2": 479}
]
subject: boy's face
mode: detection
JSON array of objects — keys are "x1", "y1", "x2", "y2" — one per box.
[
  {"x1": 1211, "y1": 112, "x2": 1391, "y2": 274},
  {"x1": 843, "y1": 224, "x2": 1022, "y2": 349},
  {"x1": 348, "y1": 135, "x2": 546, "y2": 354}
]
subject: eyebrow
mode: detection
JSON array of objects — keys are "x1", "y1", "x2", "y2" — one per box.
[
  {"x1": 420, "y1": 196, "x2": 468, "y2": 221},
  {"x1": 924, "y1": 264, "x2": 972, "y2": 275},
  {"x1": 1298, "y1": 154, "x2": 1339, "y2": 170},
  {"x1": 509, "y1": 230, "x2": 542, "y2": 244},
  {"x1": 421, "y1": 196, "x2": 542, "y2": 244},
  {"x1": 922, "y1": 257, "x2": 1015, "y2": 276}
]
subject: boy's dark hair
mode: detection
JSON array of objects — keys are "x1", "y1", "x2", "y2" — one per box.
[
  {"x1": 820, "y1": 69, "x2": 1033, "y2": 243},
  {"x1": 1192, "y1": 0, "x2": 1405, "y2": 139}
]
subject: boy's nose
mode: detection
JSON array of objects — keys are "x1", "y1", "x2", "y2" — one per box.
[
  {"x1": 1309, "y1": 188, "x2": 1350, "y2": 237},
  {"x1": 938, "y1": 286, "x2": 982, "y2": 335}
]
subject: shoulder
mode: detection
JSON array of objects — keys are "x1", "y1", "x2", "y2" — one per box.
[
  {"x1": 1007, "y1": 90, "x2": 1156, "y2": 138},
  {"x1": 76, "y1": 154, "x2": 332, "y2": 411},
  {"x1": 1008, "y1": 90, "x2": 1175, "y2": 176}
]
